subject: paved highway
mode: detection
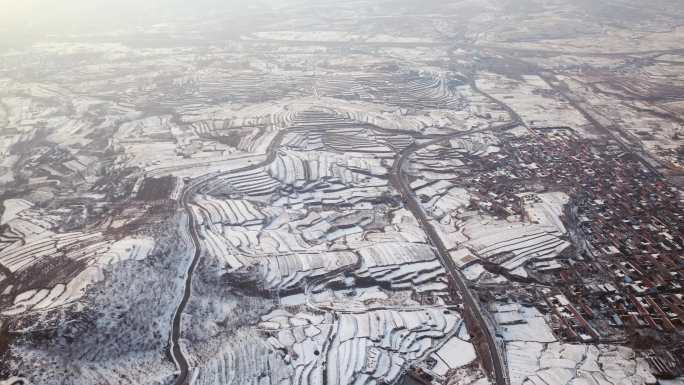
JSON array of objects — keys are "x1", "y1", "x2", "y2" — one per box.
[{"x1": 388, "y1": 124, "x2": 517, "y2": 385}]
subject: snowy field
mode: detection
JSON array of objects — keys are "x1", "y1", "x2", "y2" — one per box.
[{"x1": 491, "y1": 302, "x2": 658, "y2": 385}]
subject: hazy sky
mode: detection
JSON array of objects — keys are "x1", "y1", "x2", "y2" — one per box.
[
  {"x1": 6, "y1": 0, "x2": 679, "y2": 48},
  {"x1": 1, "y1": 0, "x2": 155, "y2": 31},
  {"x1": 0, "y1": 0, "x2": 263, "y2": 42}
]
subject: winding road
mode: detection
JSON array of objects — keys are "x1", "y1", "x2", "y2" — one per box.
[
  {"x1": 168, "y1": 129, "x2": 292, "y2": 385},
  {"x1": 168, "y1": 184, "x2": 201, "y2": 385}
]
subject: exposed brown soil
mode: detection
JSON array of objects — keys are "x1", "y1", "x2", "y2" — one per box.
[
  {"x1": 463, "y1": 309, "x2": 495, "y2": 376},
  {"x1": 137, "y1": 176, "x2": 176, "y2": 201}
]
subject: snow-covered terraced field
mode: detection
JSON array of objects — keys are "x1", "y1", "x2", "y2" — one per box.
[
  {"x1": 410, "y1": 137, "x2": 573, "y2": 275},
  {"x1": 491, "y1": 302, "x2": 657, "y2": 385},
  {"x1": 257, "y1": 307, "x2": 463, "y2": 385},
  {"x1": 0, "y1": 231, "x2": 105, "y2": 273},
  {"x1": 283, "y1": 126, "x2": 396, "y2": 156},
  {"x1": 354, "y1": 72, "x2": 462, "y2": 110},
  {"x1": 257, "y1": 251, "x2": 358, "y2": 291},
  {"x1": 268, "y1": 150, "x2": 387, "y2": 186},
  {"x1": 272, "y1": 183, "x2": 391, "y2": 210},
  {"x1": 193, "y1": 196, "x2": 266, "y2": 226},
  {"x1": 414, "y1": 180, "x2": 472, "y2": 219},
  {"x1": 2, "y1": 235, "x2": 154, "y2": 316},
  {"x1": 189, "y1": 329, "x2": 293, "y2": 385},
  {"x1": 354, "y1": 243, "x2": 449, "y2": 292},
  {"x1": 475, "y1": 73, "x2": 593, "y2": 136},
  {"x1": 429, "y1": 330, "x2": 478, "y2": 377},
  {"x1": 200, "y1": 168, "x2": 281, "y2": 197},
  {"x1": 409, "y1": 144, "x2": 500, "y2": 180},
  {"x1": 196, "y1": 225, "x2": 249, "y2": 269},
  {"x1": 462, "y1": 217, "x2": 570, "y2": 271},
  {"x1": 357, "y1": 242, "x2": 435, "y2": 266}
]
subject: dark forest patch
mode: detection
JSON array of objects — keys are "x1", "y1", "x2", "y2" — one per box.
[{"x1": 136, "y1": 176, "x2": 176, "y2": 201}]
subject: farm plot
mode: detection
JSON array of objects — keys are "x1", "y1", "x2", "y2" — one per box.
[
  {"x1": 195, "y1": 201, "x2": 384, "y2": 269},
  {"x1": 193, "y1": 71, "x2": 311, "y2": 105},
  {"x1": 475, "y1": 73, "x2": 594, "y2": 137},
  {"x1": 411, "y1": 160, "x2": 572, "y2": 276},
  {"x1": 0, "y1": 231, "x2": 105, "y2": 274},
  {"x1": 408, "y1": 134, "x2": 501, "y2": 179},
  {"x1": 0, "y1": 199, "x2": 33, "y2": 225},
  {"x1": 1, "y1": 235, "x2": 155, "y2": 316},
  {"x1": 357, "y1": 242, "x2": 435, "y2": 266},
  {"x1": 1, "y1": 202, "x2": 63, "y2": 237},
  {"x1": 283, "y1": 110, "x2": 413, "y2": 152},
  {"x1": 268, "y1": 150, "x2": 388, "y2": 186},
  {"x1": 256, "y1": 251, "x2": 358, "y2": 291},
  {"x1": 258, "y1": 307, "x2": 461, "y2": 385},
  {"x1": 190, "y1": 123, "x2": 280, "y2": 154},
  {"x1": 429, "y1": 330, "x2": 478, "y2": 376},
  {"x1": 413, "y1": 180, "x2": 472, "y2": 219},
  {"x1": 354, "y1": 72, "x2": 461, "y2": 110},
  {"x1": 459, "y1": 215, "x2": 570, "y2": 273},
  {"x1": 199, "y1": 168, "x2": 281, "y2": 198},
  {"x1": 386, "y1": 208, "x2": 428, "y2": 244},
  {"x1": 355, "y1": 243, "x2": 449, "y2": 293},
  {"x1": 407, "y1": 127, "x2": 575, "y2": 278},
  {"x1": 295, "y1": 210, "x2": 379, "y2": 244},
  {"x1": 1, "y1": 217, "x2": 53, "y2": 244},
  {"x1": 321, "y1": 128, "x2": 394, "y2": 155},
  {"x1": 112, "y1": 110, "x2": 285, "y2": 177},
  {"x1": 193, "y1": 196, "x2": 266, "y2": 227},
  {"x1": 519, "y1": 192, "x2": 570, "y2": 233},
  {"x1": 490, "y1": 302, "x2": 657, "y2": 385},
  {"x1": 445, "y1": 190, "x2": 572, "y2": 276},
  {"x1": 283, "y1": 126, "x2": 397, "y2": 157},
  {"x1": 272, "y1": 183, "x2": 391, "y2": 211},
  {"x1": 179, "y1": 98, "x2": 310, "y2": 135},
  {"x1": 182, "y1": 329, "x2": 294, "y2": 385},
  {"x1": 196, "y1": 225, "x2": 249, "y2": 269}
]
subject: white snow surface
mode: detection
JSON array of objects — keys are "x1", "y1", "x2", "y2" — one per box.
[{"x1": 1, "y1": 198, "x2": 33, "y2": 224}]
